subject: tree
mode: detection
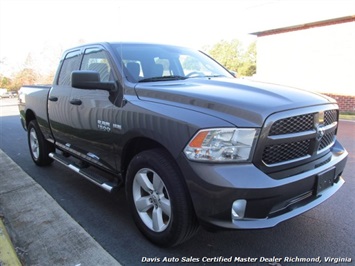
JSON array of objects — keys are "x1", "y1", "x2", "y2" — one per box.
[
  {"x1": 205, "y1": 39, "x2": 256, "y2": 77},
  {"x1": 11, "y1": 53, "x2": 39, "y2": 88},
  {"x1": 38, "y1": 70, "x2": 55, "y2": 85},
  {"x1": 13, "y1": 68, "x2": 38, "y2": 88},
  {"x1": 1, "y1": 76, "x2": 12, "y2": 89},
  {"x1": 207, "y1": 39, "x2": 243, "y2": 73},
  {"x1": 238, "y1": 41, "x2": 257, "y2": 77}
]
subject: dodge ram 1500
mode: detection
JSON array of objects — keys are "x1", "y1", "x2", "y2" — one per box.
[{"x1": 19, "y1": 42, "x2": 348, "y2": 246}]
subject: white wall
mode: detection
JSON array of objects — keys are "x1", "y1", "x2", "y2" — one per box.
[{"x1": 255, "y1": 21, "x2": 355, "y2": 96}]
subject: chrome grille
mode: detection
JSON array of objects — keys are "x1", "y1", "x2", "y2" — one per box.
[{"x1": 257, "y1": 107, "x2": 338, "y2": 172}]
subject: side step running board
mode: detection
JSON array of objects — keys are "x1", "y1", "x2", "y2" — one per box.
[{"x1": 49, "y1": 152, "x2": 120, "y2": 193}]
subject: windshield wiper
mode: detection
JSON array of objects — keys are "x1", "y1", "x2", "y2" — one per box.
[
  {"x1": 138, "y1": 76, "x2": 187, "y2": 83},
  {"x1": 204, "y1": 74, "x2": 226, "y2": 78}
]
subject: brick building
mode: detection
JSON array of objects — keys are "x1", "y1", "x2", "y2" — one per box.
[{"x1": 251, "y1": 16, "x2": 355, "y2": 112}]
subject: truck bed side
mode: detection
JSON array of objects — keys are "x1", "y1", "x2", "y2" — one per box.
[{"x1": 19, "y1": 85, "x2": 52, "y2": 140}]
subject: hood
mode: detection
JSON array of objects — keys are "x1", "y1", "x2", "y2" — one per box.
[{"x1": 134, "y1": 78, "x2": 335, "y2": 127}]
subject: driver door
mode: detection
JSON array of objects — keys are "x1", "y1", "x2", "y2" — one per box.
[{"x1": 68, "y1": 47, "x2": 119, "y2": 172}]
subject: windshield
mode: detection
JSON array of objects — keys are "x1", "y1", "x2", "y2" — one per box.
[{"x1": 112, "y1": 43, "x2": 234, "y2": 83}]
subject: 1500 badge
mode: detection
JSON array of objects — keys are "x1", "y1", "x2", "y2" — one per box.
[{"x1": 97, "y1": 120, "x2": 111, "y2": 132}]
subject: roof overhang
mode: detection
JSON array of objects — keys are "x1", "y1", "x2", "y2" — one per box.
[{"x1": 250, "y1": 15, "x2": 355, "y2": 37}]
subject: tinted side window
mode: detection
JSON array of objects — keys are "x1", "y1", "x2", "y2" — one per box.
[
  {"x1": 57, "y1": 50, "x2": 81, "y2": 85},
  {"x1": 81, "y1": 48, "x2": 113, "y2": 82}
]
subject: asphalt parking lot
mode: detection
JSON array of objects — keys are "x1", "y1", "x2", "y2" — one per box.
[{"x1": 0, "y1": 98, "x2": 354, "y2": 265}]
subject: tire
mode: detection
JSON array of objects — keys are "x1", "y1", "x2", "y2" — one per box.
[
  {"x1": 27, "y1": 120, "x2": 54, "y2": 166},
  {"x1": 125, "y1": 149, "x2": 199, "y2": 247}
]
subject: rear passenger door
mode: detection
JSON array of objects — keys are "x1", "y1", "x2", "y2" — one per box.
[{"x1": 48, "y1": 49, "x2": 81, "y2": 147}]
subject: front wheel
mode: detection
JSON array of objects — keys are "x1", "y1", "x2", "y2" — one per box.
[
  {"x1": 27, "y1": 120, "x2": 54, "y2": 166},
  {"x1": 125, "y1": 149, "x2": 199, "y2": 247}
]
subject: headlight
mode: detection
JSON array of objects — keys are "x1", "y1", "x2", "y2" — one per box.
[{"x1": 184, "y1": 128, "x2": 259, "y2": 162}]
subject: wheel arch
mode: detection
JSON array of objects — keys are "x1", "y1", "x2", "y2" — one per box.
[
  {"x1": 25, "y1": 109, "x2": 37, "y2": 128},
  {"x1": 121, "y1": 137, "x2": 172, "y2": 179}
]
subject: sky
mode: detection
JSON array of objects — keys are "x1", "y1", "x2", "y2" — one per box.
[{"x1": 0, "y1": 0, "x2": 354, "y2": 76}]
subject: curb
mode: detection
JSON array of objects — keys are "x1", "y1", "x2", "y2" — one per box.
[
  {"x1": 0, "y1": 149, "x2": 120, "y2": 266},
  {"x1": 0, "y1": 218, "x2": 22, "y2": 266}
]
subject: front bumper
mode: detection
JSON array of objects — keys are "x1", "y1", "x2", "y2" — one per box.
[{"x1": 178, "y1": 142, "x2": 348, "y2": 230}]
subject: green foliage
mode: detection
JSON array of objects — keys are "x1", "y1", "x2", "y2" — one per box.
[
  {"x1": 0, "y1": 76, "x2": 12, "y2": 88},
  {"x1": 205, "y1": 39, "x2": 256, "y2": 77},
  {"x1": 207, "y1": 39, "x2": 243, "y2": 72}
]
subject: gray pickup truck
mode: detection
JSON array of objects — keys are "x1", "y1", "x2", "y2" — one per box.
[{"x1": 19, "y1": 42, "x2": 348, "y2": 247}]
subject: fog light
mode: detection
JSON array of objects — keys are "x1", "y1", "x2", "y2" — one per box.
[{"x1": 231, "y1": 199, "x2": 247, "y2": 220}]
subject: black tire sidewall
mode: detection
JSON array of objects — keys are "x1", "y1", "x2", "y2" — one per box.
[
  {"x1": 126, "y1": 149, "x2": 196, "y2": 247},
  {"x1": 27, "y1": 120, "x2": 54, "y2": 166}
]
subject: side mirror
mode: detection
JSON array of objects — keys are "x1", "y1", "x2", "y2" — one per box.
[{"x1": 71, "y1": 71, "x2": 116, "y2": 91}]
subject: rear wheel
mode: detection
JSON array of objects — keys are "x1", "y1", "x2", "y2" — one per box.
[
  {"x1": 27, "y1": 120, "x2": 54, "y2": 166},
  {"x1": 126, "y1": 149, "x2": 199, "y2": 247}
]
